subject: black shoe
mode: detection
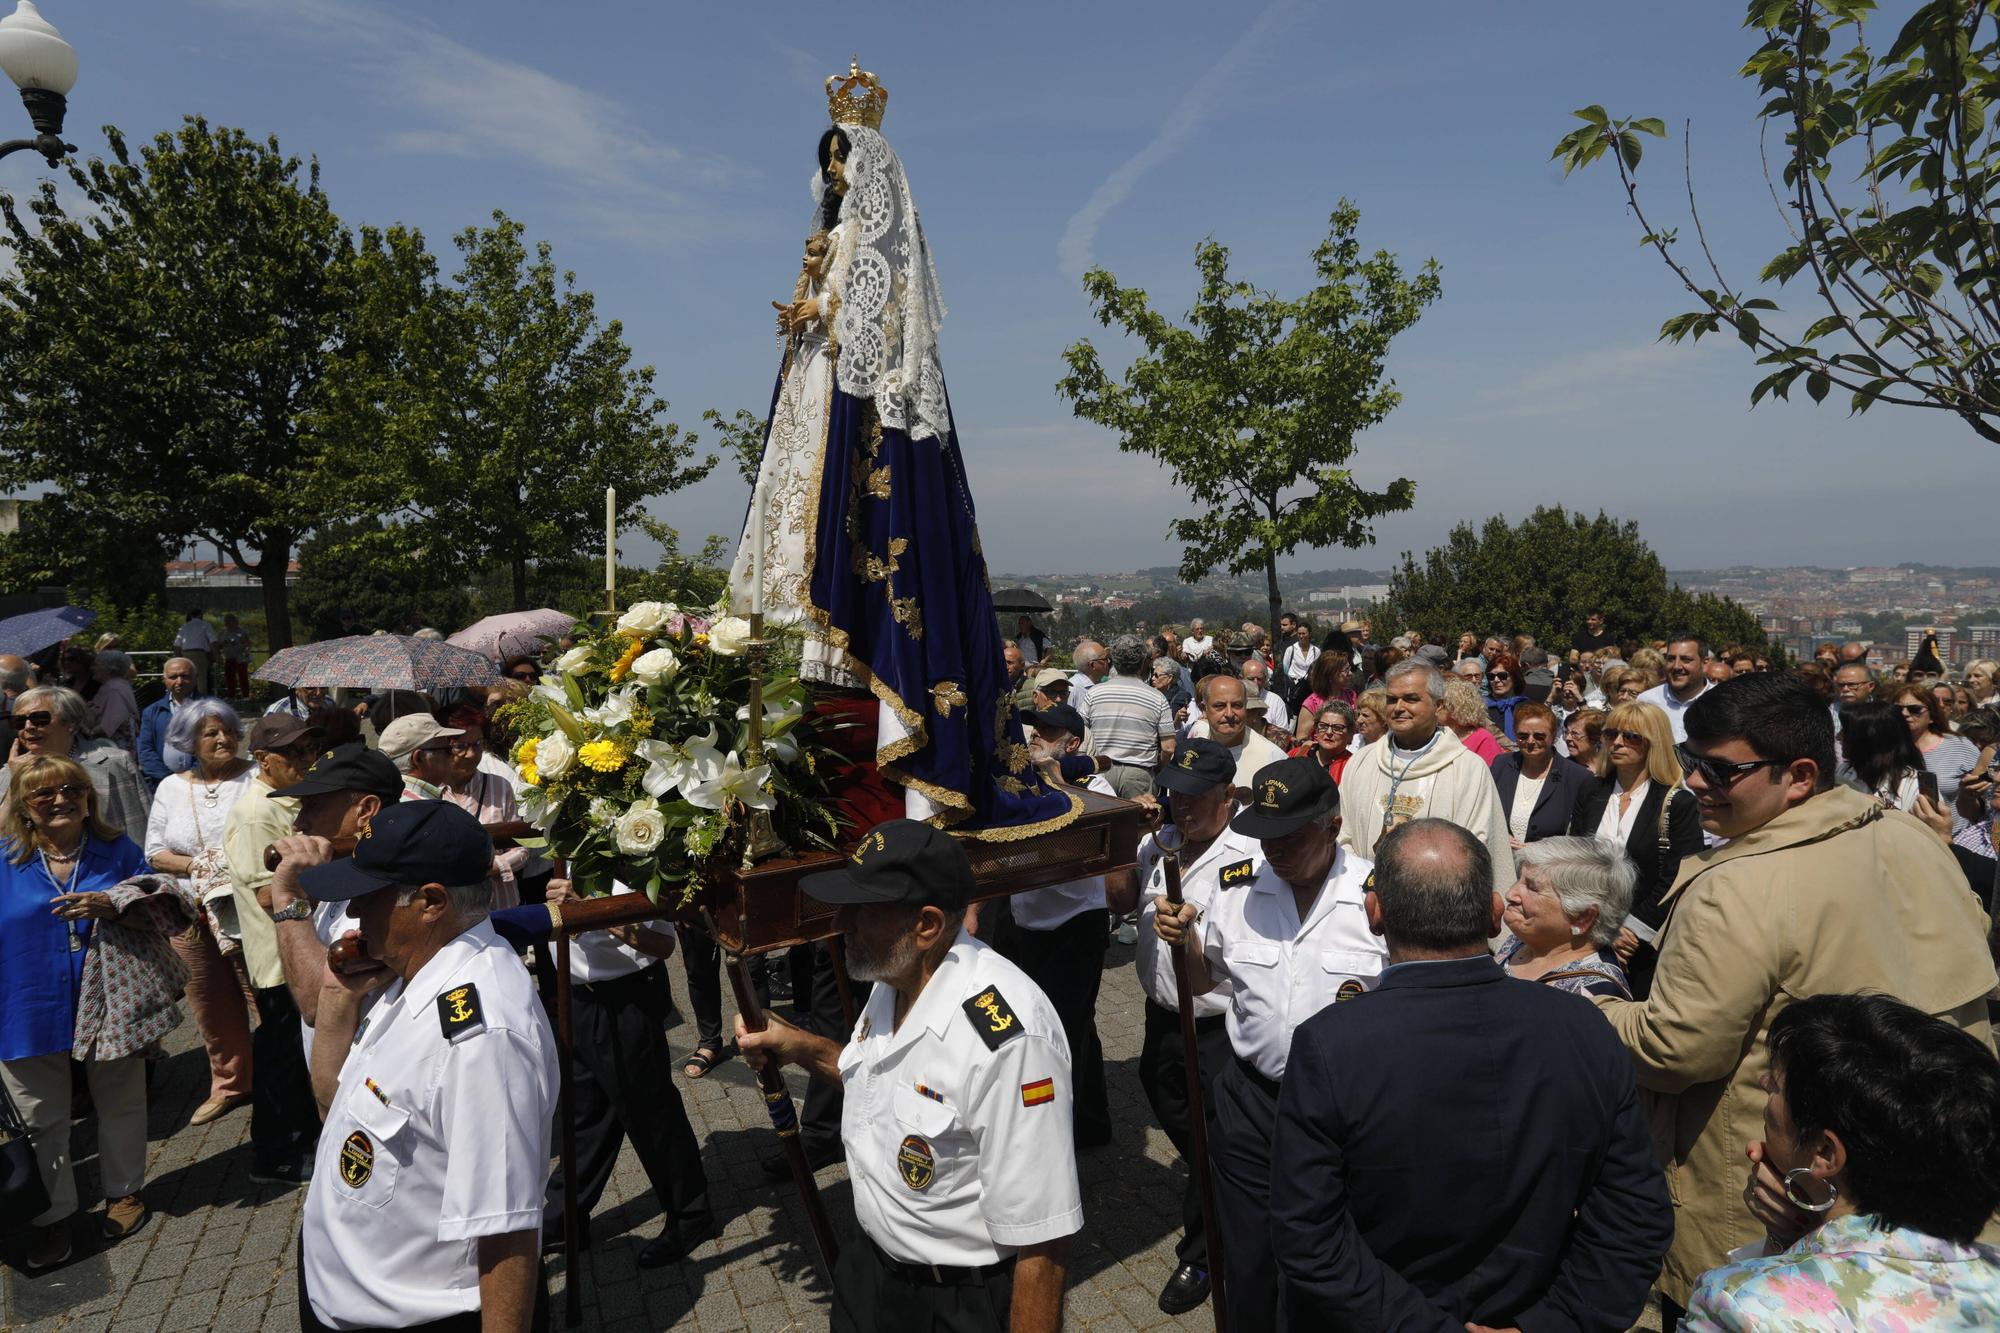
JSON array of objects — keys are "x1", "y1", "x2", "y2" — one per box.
[
  {"x1": 1158, "y1": 1263, "x2": 1211, "y2": 1315},
  {"x1": 248, "y1": 1157, "x2": 314, "y2": 1186},
  {"x1": 759, "y1": 1144, "x2": 842, "y2": 1180},
  {"x1": 637, "y1": 1214, "x2": 717, "y2": 1268}
]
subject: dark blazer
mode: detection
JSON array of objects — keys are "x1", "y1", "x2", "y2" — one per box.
[
  {"x1": 1491, "y1": 754, "x2": 1593, "y2": 844},
  {"x1": 1269, "y1": 956, "x2": 1671, "y2": 1332},
  {"x1": 1569, "y1": 777, "x2": 1703, "y2": 929}
]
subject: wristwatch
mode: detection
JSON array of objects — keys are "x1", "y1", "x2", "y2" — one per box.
[{"x1": 270, "y1": 901, "x2": 314, "y2": 925}]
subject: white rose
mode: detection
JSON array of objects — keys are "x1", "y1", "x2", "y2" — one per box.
[
  {"x1": 708, "y1": 616, "x2": 753, "y2": 656},
  {"x1": 554, "y1": 645, "x2": 592, "y2": 675},
  {"x1": 537, "y1": 731, "x2": 576, "y2": 780},
  {"x1": 616, "y1": 601, "x2": 674, "y2": 638},
  {"x1": 630, "y1": 646, "x2": 680, "y2": 686},
  {"x1": 615, "y1": 803, "x2": 667, "y2": 856}
]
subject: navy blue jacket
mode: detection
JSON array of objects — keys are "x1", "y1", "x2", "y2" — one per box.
[
  {"x1": 135, "y1": 692, "x2": 202, "y2": 790},
  {"x1": 1490, "y1": 753, "x2": 1593, "y2": 845},
  {"x1": 1270, "y1": 955, "x2": 1670, "y2": 1332}
]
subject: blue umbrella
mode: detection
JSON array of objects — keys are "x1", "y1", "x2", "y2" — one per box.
[{"x1": 0, "y1": 605, "x2": 96, "y2": 657}]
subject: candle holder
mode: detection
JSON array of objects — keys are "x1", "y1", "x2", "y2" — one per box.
[{"x1": 738, "y1": 608, "x2": 787, "y2": 869}]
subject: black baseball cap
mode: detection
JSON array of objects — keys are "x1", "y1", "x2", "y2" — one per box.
[
  {"x1": 1020, "y1": 704, "x2": 1085, "y2": 736},
  {"x1": 270, "y1": 741, "x2": 403, "y2": 804},
  {"x1": 1231, "y1": 756, "x2": 1340, "y2": 839},
  {"x1": 1157, "y1": 737, "x2": 1234, "y2": 797},
  {"x1": 800, "y1": 818, "x2": 975, "y2": 911},
  {"x1": 300, "y1": 800, "x2": 495, "y2": 902}
]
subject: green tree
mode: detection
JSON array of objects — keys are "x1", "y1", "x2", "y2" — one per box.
[
  {"x1": 1376, "y1": 506, "x2": 1772, "y2": 651},
  {"x1": 1058, "y1": 202, "x2": 1440, "y2": 631},
  {"x1": 1552, "y1": 2, "x2": 2000, "y2": 441},
  {"x1": 366, "y1": 211, "x2": 714, "y2": 610},
  {"x1": 291, "y1": 516, "x2": 473, "y2": 641},
  {"x1": 0, "y1": 117, "x2": 407, "y2": 649},
  {"x1": 703, "y1": 408, "x2": 766, "y2": 486},
  {"x1": 0, "y1": 494, "x2": 172, "y2": 610}
]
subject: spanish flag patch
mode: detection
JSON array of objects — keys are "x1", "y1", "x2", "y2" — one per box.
[{"x1": 1020, "y1": 1077, "x2": 1054, "y2": 1107}]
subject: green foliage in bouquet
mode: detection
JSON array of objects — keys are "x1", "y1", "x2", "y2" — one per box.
[{"x1": 493, "y1": 599, "x2": 840, "y2": 904}]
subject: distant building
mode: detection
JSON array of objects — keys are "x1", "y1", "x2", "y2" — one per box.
[
  {"x1": 165, "y1": 559, "x2": 299, "y2": 588},
  {"x1": 1905, "y1": 625, "x2": 1956, "y2": 664}
]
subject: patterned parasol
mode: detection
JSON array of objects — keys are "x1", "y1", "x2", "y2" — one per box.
[
  {"x1": 0, "y1": 605, "x2": 97, "y2": 658},
  {"x1": 253, "y1": 634, "x2": 500, "y2": 691},
  {"x1": 445, "y1": 609, "x2": 577, "y2": 663}
]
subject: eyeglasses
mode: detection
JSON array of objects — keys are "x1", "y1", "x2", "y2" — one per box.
[
  {"x1": 1607, "y1": 729, "x2": 1649, "y2": 746},
  {"x1": 25, "y1": 783, "x2": 88, "y2": 807},
  {"x1": 1896, "y1": 704, "x2": 1929, "y2": 716},
  {"x1": 1315, "y1": 720, "x2": 1350, "y2": 733},
  {"x1": 1676, "y1": 743, "x2": 1790, "y2": 789},
  {"x1": 11, "y1": 711, "x2": 53, "y2": 728},
  {"x1": 507, "y1": 670, "x2": 538, "y2": 682},
  {"x1": 1487, "y1": 673, "x2": 1511, "y2": 683}
]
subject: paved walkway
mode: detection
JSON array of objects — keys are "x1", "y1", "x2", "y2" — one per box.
[{"x1": 2, "y1": 934, "x2": 1663, "y2": 1331}]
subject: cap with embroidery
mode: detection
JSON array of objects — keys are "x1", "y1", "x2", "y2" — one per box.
[
  {"x1": 1230, "y1": 756, "x2": 1340, "y2": 839},
  {"x1": 298, "y1": 800, "x2": 494, "y2": 902},
  {"x1": 1157, "y1": 736, "x2": 1235, "y2": 797},
  {"x1": 799, "y1": 817, "x2": 975, "y2": 909}
]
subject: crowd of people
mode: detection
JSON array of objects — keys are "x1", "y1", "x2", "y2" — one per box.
[{"x1": 0, "y1": 606, "x2": 1996, "y2": 1332}]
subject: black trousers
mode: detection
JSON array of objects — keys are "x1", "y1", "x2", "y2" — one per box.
[
  {"x1": 995, "y1": 909, "x2": 1111, "y2": 1145},
  {"x1": 542, "y1": 963, "x2": 709, "y2": 1234},
  {"x1": 678, "y1": 927, "x2": 770, "y2": 1054},
  {"x1": 1212, "y1": 1057, "x2": 1283, "y2": 1332},
  {"x1": 1138, "y1": 1000, "x2": 1231, "y2": 1268},
  {"x1": 830, "y1": 1237, "x2": 1014, "y2": 1333},
  {"x1": 799, "y1": 940, "x2": 868, "y2": 1158},
  {"x1": 250, "y1": 984, "x2": 317, "y2": 1169}
]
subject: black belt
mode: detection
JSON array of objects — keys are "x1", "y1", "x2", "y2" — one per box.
[
  {"x1": 1144, "y1": 998, "x2": 1227, "y2": 1033},
  {"x1": 571, "y1": 960, "x2": 665, "y2": 999},
  {"x1": 868, "y1": 1236, "x2": 1013, "y2": 1287},
  {"x1": 1234, "y1": 1054, "x2": 1282, "y2": 1099}
]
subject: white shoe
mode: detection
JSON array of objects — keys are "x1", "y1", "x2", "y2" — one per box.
[{"x1": 1115, "y1": 917, "x2": 1137, "y2": 946}]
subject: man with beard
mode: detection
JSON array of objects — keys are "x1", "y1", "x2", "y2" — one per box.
[
  {"x1": 1635, "y1": 632, "x2": 1713, "y2": 744},
  {"x1": 738, "y1": 820, "x2": 1083, "y2": 1333}
]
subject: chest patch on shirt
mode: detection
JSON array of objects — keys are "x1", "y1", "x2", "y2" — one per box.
[
  {"x1": 897, "y1": 1135, "x2": 935, "y2": 1190},
  {"x1": 1218, "y1": 859, "x2": 1255, "y2": 888},
  {"x1": 962, "y1": 986, "x2": 1022, "y2": 1050},
  {"x1": 437, "y1": 983, "x2": 484, "y2": 1040},
  {"x1": 339, "y1": 1130, "x2": 373, "y2": 1188},
  {"x1": 1336, "y1": 979, "x2": 1366, "y2": 1003}
]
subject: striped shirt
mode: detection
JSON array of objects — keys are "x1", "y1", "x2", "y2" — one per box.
[{"x1": 1081, "y1": 674, "x2": 1175, "y2": 768}]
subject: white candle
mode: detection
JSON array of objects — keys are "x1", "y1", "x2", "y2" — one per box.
[
  {"x1": 605, "y1": 486, "x2": 616, "y2": 595},
  {"x1": 749, "y1": 479, "x2": 768, "y2": 616}
]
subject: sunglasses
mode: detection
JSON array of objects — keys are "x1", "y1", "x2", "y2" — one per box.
[
  {"x1": 1487, "y1": 673, "x2": 1511, "y2": 682},
  {"x1": 1676, "y1": 743, "x2": 1790, "y2": 790},
  {"x1": 26, "y1": 783, "x2": 89, "y2": 807},
  {"x1": 1607, "y1": 729, "x2": 1649, "y2": 746},
  {"x1": 1897, "y1": 704, "x2": 1930, "y2": 716},
  {"x1": 11, "y1": 711, "x2": 53, "y2": 728},
  {"x1": 507, "y1": 670, "x2": 539, "y2": 682}
]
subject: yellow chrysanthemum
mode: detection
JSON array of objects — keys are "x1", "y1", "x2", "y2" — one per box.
[
  {"x1": 514, "y1": 736, "x2": 540, "y2": 768},
  {"x1": 607, "y1": 637, "x2": 645, "y2": 682},
  {"x1": 520, "y1": 762, "x2": 540, "y2": 786},
  {"x1": 578, "y1": 739, "x2": 627, "y2": 773},
  {"x1": 691, "y1": 633, "x2": 709, "y2": 651}
]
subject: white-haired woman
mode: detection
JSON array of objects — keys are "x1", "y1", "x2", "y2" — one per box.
[
  {"x1": 143, "y1": 698, "x2": 257, "y2": 1124},
  {"x1": 1497, "y1": 835, "x2": 1636, "y2": 999},
  {"x1": 1, "y1": 685, "x2": 150, "y2": 842}
]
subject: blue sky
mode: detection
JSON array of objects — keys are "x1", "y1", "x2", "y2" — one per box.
[{"x1": 25, "y1": 1, "x2": 1985, "y2": 574}]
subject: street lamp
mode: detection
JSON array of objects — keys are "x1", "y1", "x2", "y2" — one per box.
[{"x1": 0, "y1": 1, "x2": 73, "y2": 167}]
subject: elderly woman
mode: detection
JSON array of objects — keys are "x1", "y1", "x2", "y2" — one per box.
[
  {"x1": 428, "y1": 704, "x2": 527, "y2": 910},
  {"x1": 143, "y1": 699, "x2": 257, "y2": 1125},
  {"x1": 1685, "y1": 993, "x2": 2000, "y2": 1329},
  {"x1": 1, "y1": 686, "x2": 150, "y2": 843},
  {"x1": 0, "y1": 756, "x2": 152, "y2": 1269},
  {"x1": 1966, "y1": 658, "x2": 2000, "y2": 706},
  {"x1": 88, "y1": 650, "x2": 140, "y2": 753},
  {"x1": 1150, "y1": 657, "x2": 1192, "y2": 718},
  {"x1": 1440, "y1": 678, "x2": 1505, "y2": 766},
  {"x1": 1352, "y1": 688, "x2": 1389, "y2": 748},
  {"x1": 1563, "y1": 707, "x2": 1606, "y2": 770},
  {"x1": 1570, "y1": 701, "x2": 1701, "y2": 998},
  {"x1": 1290, "y1": 700, "x2": 1357, "y2": 782},
  {"x1": 1495, "y1": 835, "x2": 1635, "y2": 999}
]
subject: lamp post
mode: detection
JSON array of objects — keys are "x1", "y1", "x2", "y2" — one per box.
[{"x1": 0, "y1": 1, "x2": 74, "y2": 167}]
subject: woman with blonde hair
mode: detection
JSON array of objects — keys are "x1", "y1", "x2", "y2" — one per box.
[
  {"x1": 1966, "y1": 658, "x2": 2000, "y2": 706},
  {"x1": 1440, "y1": 678, "x2": 1505, "y2": 766},
  {"x1": 1568, "y1": 701, "x2": 1701, "y2": 998},
  {"x1": 1352, "y1": 688, "x2": 1390, "y2": 747}
]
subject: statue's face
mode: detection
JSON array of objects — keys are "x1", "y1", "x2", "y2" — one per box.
[{"x1": 825, "y1": 140, "x2": 850, "y2": 196}]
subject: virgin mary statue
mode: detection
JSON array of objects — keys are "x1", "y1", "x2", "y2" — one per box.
[{"x1": 727, "y1": 63, "x2": 1078, "y2": 839}]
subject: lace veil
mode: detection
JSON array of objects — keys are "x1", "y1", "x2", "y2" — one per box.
[{"x1": 809, "y1": 123, "x2": 952, "y2": 445}]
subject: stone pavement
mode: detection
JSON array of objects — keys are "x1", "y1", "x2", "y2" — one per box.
[{"x1": 2, "y1": 933, "x2": 1664, "y2": 1331}]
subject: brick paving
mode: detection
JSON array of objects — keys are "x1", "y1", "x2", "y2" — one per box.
[{"x1": 2, "y1": 934, "x2": 1663, "y2": 1330}]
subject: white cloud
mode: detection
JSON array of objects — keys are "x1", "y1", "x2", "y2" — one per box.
[
  {"x1": 1057, "y1": 0, "x2": 1296, "y2": 278},
  {"x1": 200, "y1": 0, "x2": 746, "y2": 241},
  {"x1": 1472, "y1": 339, "x2": 1723, "y2": 420}
]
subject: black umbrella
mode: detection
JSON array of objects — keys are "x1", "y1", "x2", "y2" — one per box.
[{"x1": 992, "y1": 587, "x2": 1052, "y2": 614}]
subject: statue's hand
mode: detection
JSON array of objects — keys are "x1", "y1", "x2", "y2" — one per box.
[{"x1": 772, "y1": 298, "x2": 817, "y2": 335}]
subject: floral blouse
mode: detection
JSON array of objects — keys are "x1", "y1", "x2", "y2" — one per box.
[
  {"x1": 1494, "y1": 936, "x2": 1632, "y2": 999},
  {"x1": 1683, "y1": 1212, "x2": 2000, "y2": 1331}
]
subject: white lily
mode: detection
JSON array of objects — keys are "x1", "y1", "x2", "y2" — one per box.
[
  {"x1": 519, "y1": 783, "x2": 557, "y2": 832},
  {"x1": 635, "y1": 725, "x2": 723, "y2": 800},
  {"x1": 736, "y1": 700, "x2": 804, "y2": 765},
  {"x1": 685, "y1": 749, "x2": 775, "y2": 812},
  {"x1": 585, "y1": 686, "x2": 641, "y2": 732},
  {"x1": 532, "y1": 676, "x2": 567, "y2": 707}
]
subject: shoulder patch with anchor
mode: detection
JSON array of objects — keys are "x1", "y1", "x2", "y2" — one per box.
[
  {"x1": 1218, "y1": 859, "x2": 1256, "y2": 888},
  {"x1": 436, "y1": 983, "x2": 485, "y2": 1040},
  {"x1": 962, "y1": 985, "x2": 1023, "y2": 1051}
]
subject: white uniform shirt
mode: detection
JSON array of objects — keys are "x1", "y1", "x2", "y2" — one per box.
[
  {"x1": 1635, "y1": 680, "x2": 1711, "y2": 743},
  {"x1": 568, "y1": 883, "x2": 675, "y2": 983},
  {"x1": 302, "y1": 920, "x2": 559, "y2": 1330},
  {"x1": 1198, "y1": 846, "x2": 1386, "y2": 1080},
  {"x1": 1134, "y1": 825, "x2": 1262, "y2": 1018},
  {"x1": 837, "y1": 932, "x2": 1084, "y2": 1267}
]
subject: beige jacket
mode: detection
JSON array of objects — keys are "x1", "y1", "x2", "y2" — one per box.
[{"x1": 1594, "y1": 785, "x2": 1997, "y2": 1305}]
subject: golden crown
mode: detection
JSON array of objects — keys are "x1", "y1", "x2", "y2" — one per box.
[{"x1": 826, "y1": 57, "x2": 888, "y2": 129}]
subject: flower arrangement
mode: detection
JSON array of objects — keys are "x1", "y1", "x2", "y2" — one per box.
[{"x1": 495, "y1": 599, "x2": 839, "y2": 904}]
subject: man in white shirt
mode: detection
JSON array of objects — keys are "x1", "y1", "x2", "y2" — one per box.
[
  {"x1": 173, "y1": 610, "x2": 216, "y2": 695},
  {"x1": 1069, "y1": 640, "x2": 1108, "y2": 713},
  {"x1": 1133, "y1": 738, "x2": 1263, "y2": 1316},
  {"x1": 1184, "y1": 673, "x2": 1288, "y2": 793},
  {"x1": 1635, "y1": 633, "x2": 1712, "y2": 743},
  {"x1": 1153, "y1": 756, "x2": 1387, "y2": 1331},
  {"x1": 1182, "y1": 619, "x2": 1214, "y2": 661},
  {"x1": 296, "y1": 800, "x2": 559, "y2": 1333},
  {"x1": 1240, "y1": 656, "x2": 1290, "y2": 733},
  {"x1": 738, "y1": 820, "x2": 1083, "y2": 1332}
]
